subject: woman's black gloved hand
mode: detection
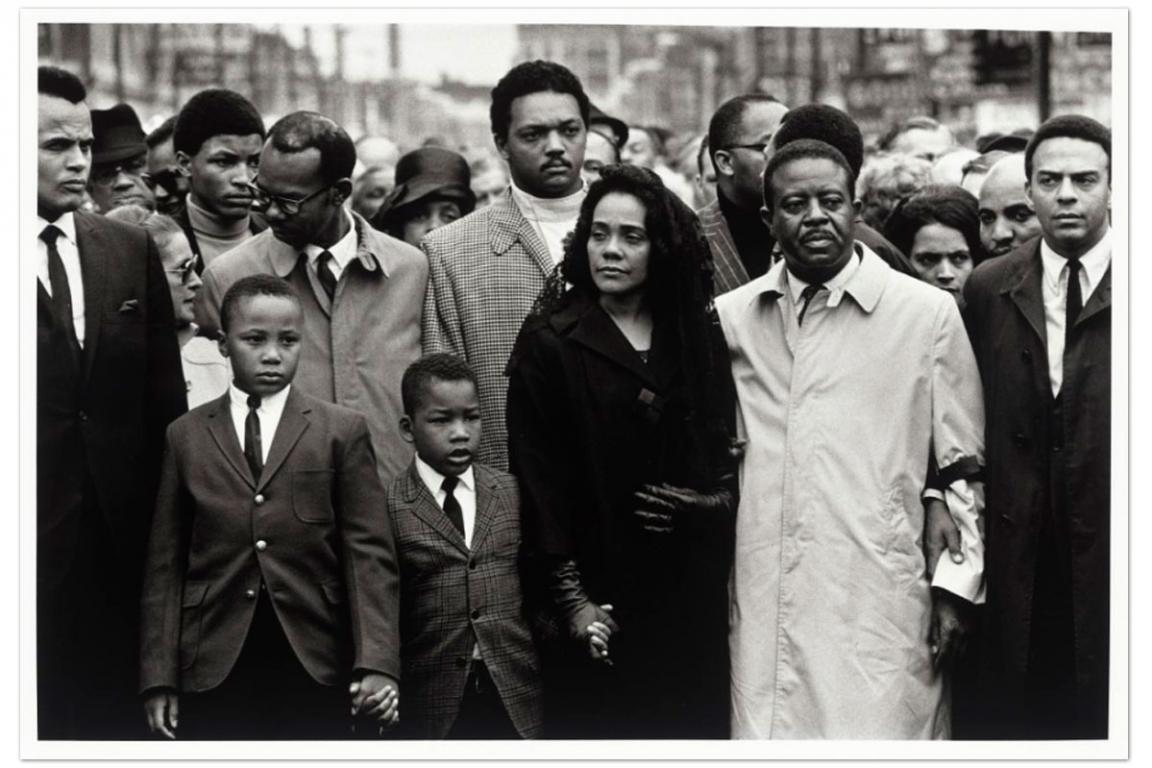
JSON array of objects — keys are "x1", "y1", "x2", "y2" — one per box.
[
  {"x1": 632, "y1": 483, "x2": 734, "y2": 535},
  {"x1": 547, "y1": 559, "x2": 619, "y2": 643}
]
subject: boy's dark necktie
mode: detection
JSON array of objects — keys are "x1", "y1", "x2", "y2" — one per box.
[
  {"x1": 316, "y1": 250, "x2": 337, "y2": 301},
  {"x1": 41, "y1": 224, "x2": 81, "y2": 361},
  {"x1": 1065, "y1": 256, "x2": 1083, "y2": 346},
  {"x1": 440, "y1": 476, "x2": 465, "y2": 536},
  {"x1": 798, "y1": 283, "x2": 826, "y2": 326},
  {"x1": 244, "y1": 395, "x2": 263, "y2": 481}
]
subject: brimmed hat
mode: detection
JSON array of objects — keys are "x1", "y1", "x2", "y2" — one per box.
[
  {"x1": 980, "y1": 133, "x2": 1030, "y2": 154},
  {"x1": 373, "y1": 148, "x2": 475, "y2": 229},
  {"x1": 589, "y1": 102, "x2": 629, "y2": 150},
  {"x1": 90, "y1": 103, "x2": 147, "y2": 165}
]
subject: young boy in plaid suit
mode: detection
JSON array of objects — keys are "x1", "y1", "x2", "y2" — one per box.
[{"x1": 387, "y1": 354, "x2": 543, "y2": 739}]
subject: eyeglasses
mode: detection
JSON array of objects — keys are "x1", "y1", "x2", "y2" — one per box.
[
  {"x1": 248, "y1": 180, "x2": 330, "y2": 217},
  {"x1": 141, "y1": 168, "x2": 186, "y2": 195},
  {"x1": 90, "y1": 155, "x2": 147, "y2": 186},
  {"x1": 164, "y1": 258, "x2": 197, "y2": 284},
  {"x1": 723, "y1": 142, "x2": 770, "y2": 154}
]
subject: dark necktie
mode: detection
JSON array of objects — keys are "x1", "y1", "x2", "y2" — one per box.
[
  {"x1": 244, "y1": 394, "x2": 263, "y2": 481},
  {"x1": 1065, "y1": 257, "x2": 1083, "y2": 347},
  {"x1": 41, "y1": 224, "x2": 81, "y2": 360},
  {"x1": 797, "y1": 283, "x2": 826, "y2": 326},
  {"x1": 441, "y1": 476, "x2": 466, "y2": 536},
  {"x1": 316, "y1": 250, "x2": 337, "y2": 301}
]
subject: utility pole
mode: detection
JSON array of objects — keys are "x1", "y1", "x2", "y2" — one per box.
[
  {"x1": 810, "y1": 27, "x2": 823, "y2": 102},
  {"x1": 1036, "y1": 31, "x2": 1052, "y2": 122},
  {"x1": 113, "y1": 24, "x2": 126, "y2": 102}
]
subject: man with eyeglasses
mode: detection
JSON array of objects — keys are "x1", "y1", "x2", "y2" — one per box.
[
  {"x1": 144, "y1": 116, "x2": 191, "y2": 219},
  {"x1": 87, "y1": 103, "x2": 154, "y2": 214},
  {"x1": 697, "y1": 94, "x2": 789, "y2": 295},
  {"x1": 197, "y1": 110, "x2": 427, "y2": 484}
]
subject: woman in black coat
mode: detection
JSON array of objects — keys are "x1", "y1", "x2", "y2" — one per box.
[{"x1": 506, "y1": 165, "x2": 737, "y2": 739}]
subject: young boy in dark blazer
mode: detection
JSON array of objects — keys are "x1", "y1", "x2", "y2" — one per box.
[
  {"x1": 139, "y1": 275, "x2": 401, "y2": 739},
  {"x1": 388, "y1": 354, "x2": 543, "y2": 739}
]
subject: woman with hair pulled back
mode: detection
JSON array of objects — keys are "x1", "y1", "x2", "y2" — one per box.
[{"x1": 506, "y1": 164, "x2": 737, "y2": 739}]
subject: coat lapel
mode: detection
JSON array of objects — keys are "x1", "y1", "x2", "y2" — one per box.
[
  {"x1": 469, "y1": 466, "x2": 498, "y2": 554},
  {"x1": 206, "y1": 393, "x2": 255, "y2": 488},
  {"x1": 256, "y1": 388, "x2": 310, "y2": 492},
  {"x1": 1077, "y1": 264, "x2": 1111, "y2": 327},
  {"x1": 74, "y1": 211, "x2": 106, "y2": 384},
  {"x1": 1005, "y1": 242, "x2": 1047, "y2": 346},
  {"x1": 401, "y1": 462, "x2": 469, "y2": 554},
  {"x1": 565, "y1": 299, "x2": 660, "y2": 390},
  {"x1": 488, "y1": 190, "x2": 554, "y2": 279}
]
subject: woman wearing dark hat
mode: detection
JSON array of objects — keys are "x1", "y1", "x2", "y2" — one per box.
[{"x1": 370, "y1": 147, "x2": 476, "y2": 247}]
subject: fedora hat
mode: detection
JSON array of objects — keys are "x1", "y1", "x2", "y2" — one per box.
[
  {"x1": 90, "y1": 103, "x2": 147, "y2": 165},
  {"x1": 589, "y1": 102, "x2": 629, "y2": 150},
  {"x1": 373, "y1": 147, "x2": 475, "y2": 229}
]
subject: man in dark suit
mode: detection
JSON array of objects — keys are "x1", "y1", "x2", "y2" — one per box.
[
  {"x1": 962, "y1": 115, "x2": 1112, "y2": 739},
  {"x1": 140, "y1": 275, "x2": 401, "y2": 740},
  {"x1": 36, "y1": 65, "x2": 186, "y2": 739}
]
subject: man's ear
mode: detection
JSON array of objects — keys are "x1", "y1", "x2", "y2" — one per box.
[
  {"x1": 399, "y1": 415, "x2": 415, "y2": 444},
  {"x1": 713, "y1": 150, "x2": 736, "y2": 178},
  {"x1": 494, "y1": 133, "x2": 509, "y2": 163},
  {"x1": 331, "y1": 178, "x2": 353, "y2": 205},
  {"x1": 176, "y1": 150, "x2": 192, "y2": 171},
  {"x1": 217, "y1": 333, "x2": 229, "y2": 359},
  {"x1": 760, "y1": 205, "x2": 774, "y2": 236},
  {"x1": 1024, "y1": 181, "x2": 1033, "y2": 207}
]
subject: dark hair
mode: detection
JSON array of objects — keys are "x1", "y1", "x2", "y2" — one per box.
[
  {"x1": 220, "y1": 274, "x2": 301, "y2": 333},
  {"x1": 1024, "y1": 114, "x2": 1111, "y2": 181},
  {"x1": 763, "y1": 139, "x2": 855, "y2": 212},
  {"x1": 708, "y1": 94, "x2": 782, "y2": 163},
  {"x1": 39, "y1": 65, "x2": 87, "y2": 103},
  {"x1": 879, "y1": 115, "x2": 948, "y2": 151},
  {"x1": 882, "y1": 184, "x2": 987, "y2": 266},
  {"x1": 489, "y1": 60, "x2": 590, "y2": 141},
  {"x1": 401, "y1": 353, "x2": 479, "y2": 415},
  {"x1": 266, "y1": 111, "x2": 357, "y2": 186},
  {"x1": 145, "y1": 115, "x2": 177, "y2": 149},
  {"x1": 173, "y1": 88, "x2": 265, "y2": 157},
  {"x1": 773, "y1": 103, "x2": 864, "y2": 179}
]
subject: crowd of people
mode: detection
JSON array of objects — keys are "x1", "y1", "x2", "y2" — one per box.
[{"x1": 35, "y1": 54, "x2": 1111, "y2": 743}]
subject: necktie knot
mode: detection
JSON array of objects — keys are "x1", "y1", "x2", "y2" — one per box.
[
  {"x1": 40, "y1": 224, "x2": 62, "y2": 247},
  {"x1": 441, "y1": 475, "x2": 459, "y2": 494},
  {"x1": 798, "y1": 283, "x2": 826, "y2": 326},
  {"x1": 315, "y1": 250, "x2": 337, "y2": 301},
  {"x1": 247, "y1": 394, "x2": 261, "y2": 411}
]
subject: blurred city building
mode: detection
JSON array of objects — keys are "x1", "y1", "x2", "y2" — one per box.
[{"x1": 39, "y1": 23, "x2": 1112, "y2": 151}]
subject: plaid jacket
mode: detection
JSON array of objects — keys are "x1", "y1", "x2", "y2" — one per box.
[
  {"x1": 421, "y1": 190, "x2": 556, "y2": 470},
  {"x1": 388, "y1": 461, "x2": 543, "y2": 739},
  {"x1": 696, "y1": 199, "x2": 749, "y2": 297}
]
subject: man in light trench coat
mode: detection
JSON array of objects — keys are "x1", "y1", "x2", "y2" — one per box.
[{"x1": 715, "y1": 139, "x2": 986, "y2": 739}]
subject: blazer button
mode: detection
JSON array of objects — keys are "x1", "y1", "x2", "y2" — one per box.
[
  {"x1": 470, "y1": 609, "x2": 480, "y2": 620},
  {"x1": 255, "y1": 539, "x2": 267, "y2": 551},
  {"x1": 254, "y1": 494, "x2": 265, "y2": 505},
  {"x1": 1022, "y1": 348, "x2": 1032, "y2": 361},
  {"x1": 1013, "y1": 432, "x2": 1026, "y2": 447},
  {"x1": 245, "y1": 589, "x2": 256, "y2": 599},
  {"x1": 455, "y1": 657, "x2": 467, "y2": 668},
  {"x1": 77, "y1": 410, "x2": 88, "y2": 421},
  {"x1": 468, "y1": 560, "x2": 477, "y2": 570}
]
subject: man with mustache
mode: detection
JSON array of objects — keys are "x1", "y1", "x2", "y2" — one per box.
[
  {"x1": 196, "y1": 111, "x2": 427, "y2": 485},
  {"x1": 716, "y1": 139, "x2": 986, "y2": 738},
  {"x1": 172, "y1": 88, "x2": 267, "y2": 271},
  {"x1": 36, "y1": 65, "x2": 186, "y2": 739},
  {"x1": 144, "y1": 116, "x2": 192, "y2": 219},
  {"x1": 978, "y1": 153, "x2": 1042, "y2": 259},
  {"x1": 963, "y1": 115, "x2": 1112, "y2": 739},
  {"x1": 422, "y1": 60, "x2": 589, "y2": 470}
]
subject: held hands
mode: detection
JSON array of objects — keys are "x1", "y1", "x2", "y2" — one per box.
[
  {"x1": 143, "y1": 689, "x2": 179, "y2": 739},
  {"x1": 350, "y1": 673, "x2": 400, "y2": 728},
  {"x1": 585, "y1": 604, "x2": 616, "y2": 666},
  {"x1": 633, "y1": 483, "x2": 733, "y2": 534},
  {"x1": 929, "y1": 587, "x2": 973, "y2": 672},
  {"x1": 923, "y1": 498, "x2": 964, "y2": 579}
]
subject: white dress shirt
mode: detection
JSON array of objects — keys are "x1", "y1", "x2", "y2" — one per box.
[
  {"x1": 303, "y1": 208, "x2": 357, "y2": 281},
  {"x1": 36, "y1": 211, "x2": 86, "y2": 345},
  {"x1": 1040, "y1": 230, "x2": 1111, "y2": 396},
  {"x1": 414, "y1": 455, "x2": 477, "y2": 548},
  {"x1": 228, "y1": 383, "x2": 291, "y2": 464}
]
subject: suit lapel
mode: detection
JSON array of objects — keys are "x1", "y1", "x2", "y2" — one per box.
[
  {"x1": 489, "y1": 190, "x2": 554, "y2": 279},
  {"x1": 469, "y1": 466, "x2": 497, "y2": 554},
  {"x1": 567, "y1": 300, "x2": 660, "y2": 389},
  {"x1": 1006, "y1": 243, "x2": 1047, "y2": 346},
  {"x1": 74, "y1": 211, "x2": 106, "y2": 384},
  {"x1": 256, "y1": 388, "x2": 310, "y2": 492},
  {"x1": 1077, "y1": 264, "x2": 1111, "y2": 327},
  {"x1": 206, "y1": 393, "x2": 255, "y2": 488},
  {"x1": 402, "y1": 463, "x2": 469, "y2": 554}
]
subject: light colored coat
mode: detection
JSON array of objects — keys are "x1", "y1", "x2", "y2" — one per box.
[
  {"x1": 195, "y1": 212, "x2": 427, "y2": 484},
  {"x1": 421, "y1": 189, "x2": 557, "y2": 470},
  {"x1": 715, "y1": 245, "x2": 985, "y2": 739}
]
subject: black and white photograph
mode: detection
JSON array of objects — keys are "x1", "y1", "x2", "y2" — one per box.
[{"x1": 17, "y1": 3, "x2": 1129, "y2": 760}]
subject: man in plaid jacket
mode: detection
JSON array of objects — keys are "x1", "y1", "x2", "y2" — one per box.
[{"x1": 421, "y1": 61, "x2": 590, "y2": 470}]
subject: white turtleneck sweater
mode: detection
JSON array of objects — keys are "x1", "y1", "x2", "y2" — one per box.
[{"x1": 509, "y1": 180, "x2": 586, "y2": 266}]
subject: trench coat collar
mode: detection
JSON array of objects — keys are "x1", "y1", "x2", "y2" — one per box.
[
  {"x1": 550, "y1": 293, "x2": 676, "y2": 391},
  {"x1": 740, "y1": 241, "x2": 888, "y2": 315},
  {"x1": 1002, "y1": 240, "x2": 1047, "y2": 344},
  {"x1": 265, "y1": 211, "x2": 390, "y2": 279}
]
